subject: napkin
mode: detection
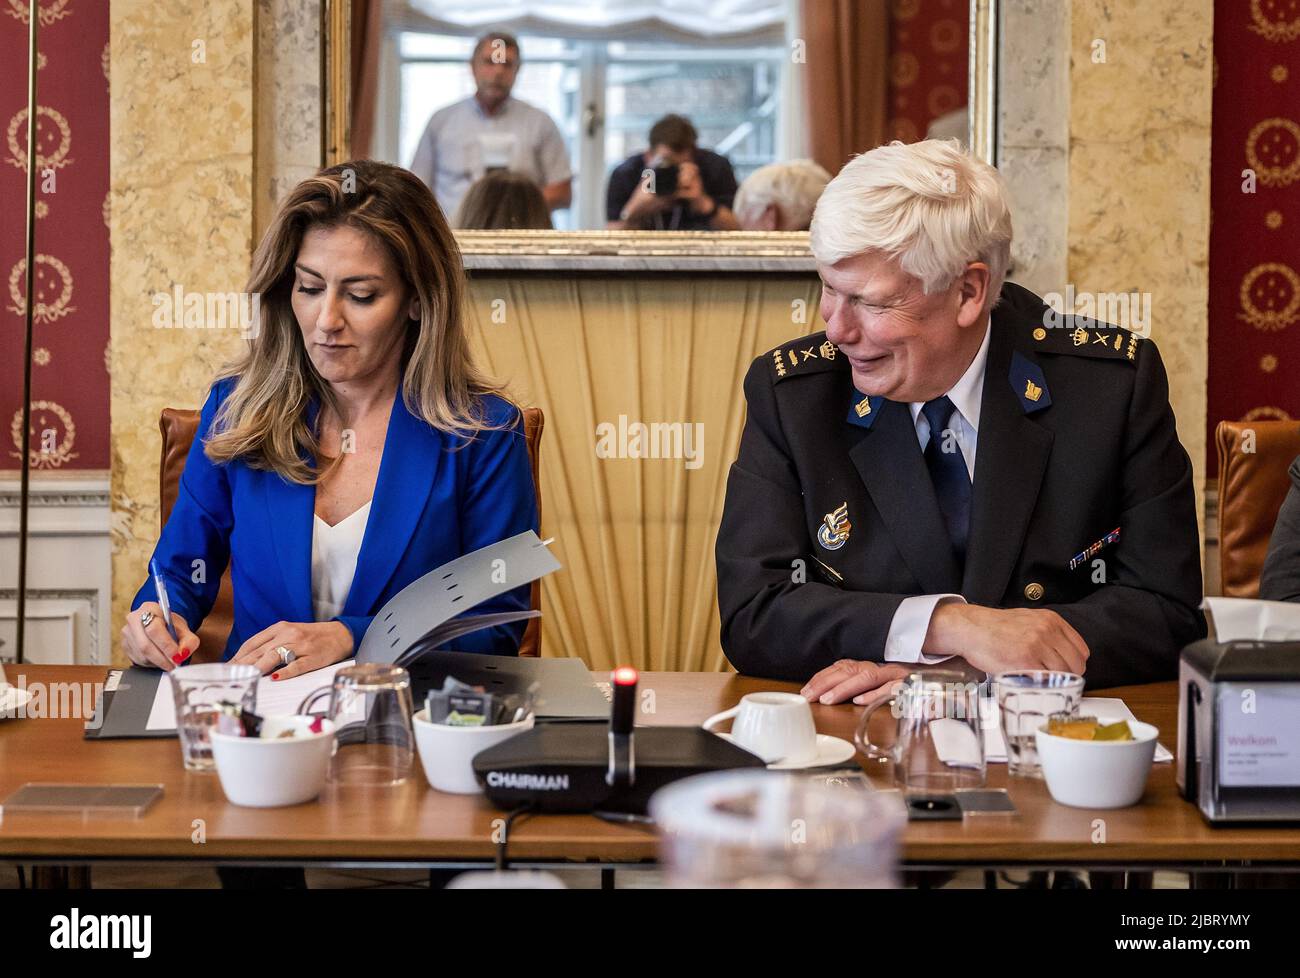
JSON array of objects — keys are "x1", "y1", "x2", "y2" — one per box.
[
  {"x1": 932, "y1": 697, "x2": 1172, "y2": 766},
  {"x1": 1203, "y1": 596, "x2": 1300, "y2": 642}
]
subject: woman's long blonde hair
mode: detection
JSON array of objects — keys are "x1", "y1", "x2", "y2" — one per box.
[{"x1": 204, "y1": 159, "x2": 504, "y2": 483}]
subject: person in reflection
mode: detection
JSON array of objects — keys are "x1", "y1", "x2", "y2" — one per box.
[
  {"x1": 1260, "y1": 456, "x2": 1300, "y2": 601},
  {"x1": 606, "y1": 114, "x2": 740, "y2": 231},
  {"x1": 715, "y1": 139, "x2": 1205, "y2": 703},
  {"x1": 733, "y1": 159, "x2": 831, "y2": 232},
  {"x1": 410, "y1": 31, "x2": 572, "y2": 221},
  {"x1": 122, "y1": 160, "x2": 539, "y2": 680},
  {"x1": 456, "y1": 169, "x2": 554, "y2": 230}
]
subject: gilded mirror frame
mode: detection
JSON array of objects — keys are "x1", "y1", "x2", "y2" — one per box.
[{"x1": 322, "y1": 0, "x2": 998, "y2": 271}]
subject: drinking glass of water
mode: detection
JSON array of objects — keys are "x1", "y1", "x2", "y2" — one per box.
[
  {"x1": 993, "y1": 670, "x2": 1084, "y2": 777},
  {"x1": 169, "y1": 663, "x2": 260, "y2": 771}
]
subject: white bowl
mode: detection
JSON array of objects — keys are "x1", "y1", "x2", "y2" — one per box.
[
  {"x1": 1036, "y1": 719, "x2": 1158, "y2": 809},
  {"x1": 413, "y1": 708, "x2": 534, "y2": 794},
  {"x1": 210, "y1": 716, "x2": 335, "y2": 808}
]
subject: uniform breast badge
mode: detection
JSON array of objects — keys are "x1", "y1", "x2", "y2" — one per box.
[{"x1": 817, "y1": 502, "x2": 852, "y2": 551}]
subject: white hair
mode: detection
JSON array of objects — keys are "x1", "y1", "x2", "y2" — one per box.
[
  {"x1": 733, "y1": 159, "x2": 832, "y2": 231},
  {"x1": 810, "y1": 139, "x2": 1013, "y2": 300}
]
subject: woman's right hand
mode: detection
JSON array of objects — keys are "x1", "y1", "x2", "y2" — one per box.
[{"x1": 120, "y1": 602, "x2": 201, "y2": 671}]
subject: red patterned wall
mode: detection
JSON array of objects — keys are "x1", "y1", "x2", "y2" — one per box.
[
  {"x1": 1208, "y1": 1, "x2": 1300, "y2": 448},
  {"x1": 887, "y1": 0, "x2": 969, "y2": 143},
  {"x1": 0, "y1": 0, "x2": 110, "y2": 471}
]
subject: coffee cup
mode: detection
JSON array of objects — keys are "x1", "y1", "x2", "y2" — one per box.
[{"x1": 702, "y1": 692, "x2": 818, "y2": 765}]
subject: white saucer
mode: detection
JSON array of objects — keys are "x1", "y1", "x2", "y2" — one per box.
[
  {"x1": 0, "y1": 683, "x2": 33, "y2": 720},
  {"x1": 717, "y1": 732, "x2": 857, "y2": 770}
]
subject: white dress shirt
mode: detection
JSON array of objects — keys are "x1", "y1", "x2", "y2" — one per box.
[
  {"x1": 882, "y1": 324, "x2": 991, "y2": 664},
  {"x1": 311, "y1": 501, "x2": 372, "y2": 623}
]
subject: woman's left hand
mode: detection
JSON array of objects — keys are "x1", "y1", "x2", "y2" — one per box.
[{"x1": 231, "y1": 620, "x2": 354, "y2": 680}]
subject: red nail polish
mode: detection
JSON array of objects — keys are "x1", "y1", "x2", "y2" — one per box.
[
  {"x1": 172, "y1": 652, "x2": 184, "y2": 664},
  {"x1": 271, "y1": 673, "x2": 280, "y2": 681}
]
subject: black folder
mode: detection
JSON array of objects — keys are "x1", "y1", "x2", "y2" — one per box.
[{"x1": 84, "y1": 667, "x2": 174, "y2": 740}]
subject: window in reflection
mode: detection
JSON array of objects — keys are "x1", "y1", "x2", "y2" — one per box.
[
  {"x1": 391, "y1": 32, "x2": 788, "y2": 230},
  {"x1": 360, "y1": 2, "x2": 972, "y2": 235}
]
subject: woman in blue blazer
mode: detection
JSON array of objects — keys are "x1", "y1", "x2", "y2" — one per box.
[{"x1": 122, "y1": 160, "x2": 538, "y2": 681}]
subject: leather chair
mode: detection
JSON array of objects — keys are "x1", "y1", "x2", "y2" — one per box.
[
  {"x1": 158, "y1": 405, "x2": 545, "y2": 661},
  {"x1": 1215, "y1": 419, "x2": 1300, "y2": 597}
]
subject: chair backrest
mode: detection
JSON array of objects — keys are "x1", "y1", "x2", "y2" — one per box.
[
  {"x1": 159, "y1": 408, "x2": 231, "y2": 663},
  {"x1": 1215, "y1": 419, "x2": 1300, "y2": 597},
  {"x1": 158, "y1": 404, "x2": 546, "y2": 659},
  {"x1": 519, "y1": 407, "x2": 544, "y2": 657}
]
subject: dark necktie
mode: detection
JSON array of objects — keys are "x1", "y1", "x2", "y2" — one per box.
[{"x1": 921, "y1": 396, "x2": 972, "y2": 564}]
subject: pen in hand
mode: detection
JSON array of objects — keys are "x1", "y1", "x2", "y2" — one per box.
[{"x1": 149, "y1": 558, "x2": 181, "y2": 644}]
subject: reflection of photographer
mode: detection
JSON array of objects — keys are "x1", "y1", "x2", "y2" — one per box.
[{"x1": 606, "y1": 115, "x2": 740, "y2": 231}]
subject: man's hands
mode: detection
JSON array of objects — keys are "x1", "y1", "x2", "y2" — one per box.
[
  {"x1": 799, "y1": 605, "x2": 1090, "y2": 706},
  {"x1": 675, "y1": 162, "x2": 738, "y2": 228},
  {"x1": 617, "y1": 168, "x2": 677, "y2": 224},
  {"x1": 925, "y1": 603, "x2": 1089, "y2": 676},
  {"x1": 121, "y1": 602, "x2": 200, "y2": 671},
  {"x1": 230, "y1": 620, "x2": 355, "y2": 680},
  {"x1": 615, "y1": 160, "x2": 736, "y2": 229},
  {"x1": 674, "y1": 161, "x2": 709, "y2": 211},
  {"x1": 801, "y1": 660, "x2": 912, "y2": 707}
]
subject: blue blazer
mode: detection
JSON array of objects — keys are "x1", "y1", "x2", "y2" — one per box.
[{"x1": 133, "y1": 377, "x2": 539, "y2": 660}]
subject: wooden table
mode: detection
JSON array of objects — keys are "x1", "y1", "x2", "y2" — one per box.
[{"x1": 2, "y1": 665, "x2": 1299, "y2": 875}]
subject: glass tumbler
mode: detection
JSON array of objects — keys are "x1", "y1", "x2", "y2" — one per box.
[
  {"x1": 169, "y1": 662, "x2": 260, "y2": 771},
  {"x1": 993, "y1": 670, "x2": 1085, "y2": 777},
  {"x1": 301, "y1": 663, "x2": 414, "y2": 786}
]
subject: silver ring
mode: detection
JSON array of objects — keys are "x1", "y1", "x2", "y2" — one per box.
[
  {"x1": 140, "y1": 611, "x2": 155, "y2": 629},
  {"x1": 275, "y1": 645, "x2": 296, "y2": 666}
]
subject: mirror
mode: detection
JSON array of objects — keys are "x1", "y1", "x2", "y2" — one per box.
[{"x1": 328, "y1": 1, "x2": 996, "y2": 263}]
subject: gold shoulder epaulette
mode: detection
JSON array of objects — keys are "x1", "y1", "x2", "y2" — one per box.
[
  {"x1": 768, "y1": 335, "x2": 844, "y2": 383},
  {"x1": 1029, "y1": 323, "x2": 1143, "y2": 363}
]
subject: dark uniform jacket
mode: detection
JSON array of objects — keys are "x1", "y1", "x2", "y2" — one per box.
[
  {"x1": 1260, "y1": 456, "x2": 1300, "y2": 602},
  {"x1": 716, "y1": 281, "x2": 1205, "y2": 689}
]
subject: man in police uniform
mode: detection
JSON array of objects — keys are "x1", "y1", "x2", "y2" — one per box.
[{"x1": 715, "y1": 139, "x2": 1205, "y2": 704}]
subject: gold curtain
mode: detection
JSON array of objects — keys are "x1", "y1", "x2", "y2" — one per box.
[{"x1": 465, "y1": 273, "x2": 821, "y2": 672}]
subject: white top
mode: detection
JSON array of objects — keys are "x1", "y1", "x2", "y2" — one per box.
[
  {"x1": 408, "y1": 95, "x2": 572, "y2": 221},
  {"x1": 883, "y1": 323, "x2": 992, "y2": 665},
  {"x1": 311, "y1": 501, "x2": 372, "y2": 622}
]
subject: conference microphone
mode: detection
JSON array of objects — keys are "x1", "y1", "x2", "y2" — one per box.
[
  {"x1": 606, "y1": 666, "x2": 637, "y2": 789},
  {"x1": 474, "y1": 665, "x2": 766, "y2": 814}
]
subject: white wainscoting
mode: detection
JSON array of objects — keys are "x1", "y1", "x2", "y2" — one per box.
[{"x1": 0, "y1": 476, "x2": 111, "y2": 665}]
